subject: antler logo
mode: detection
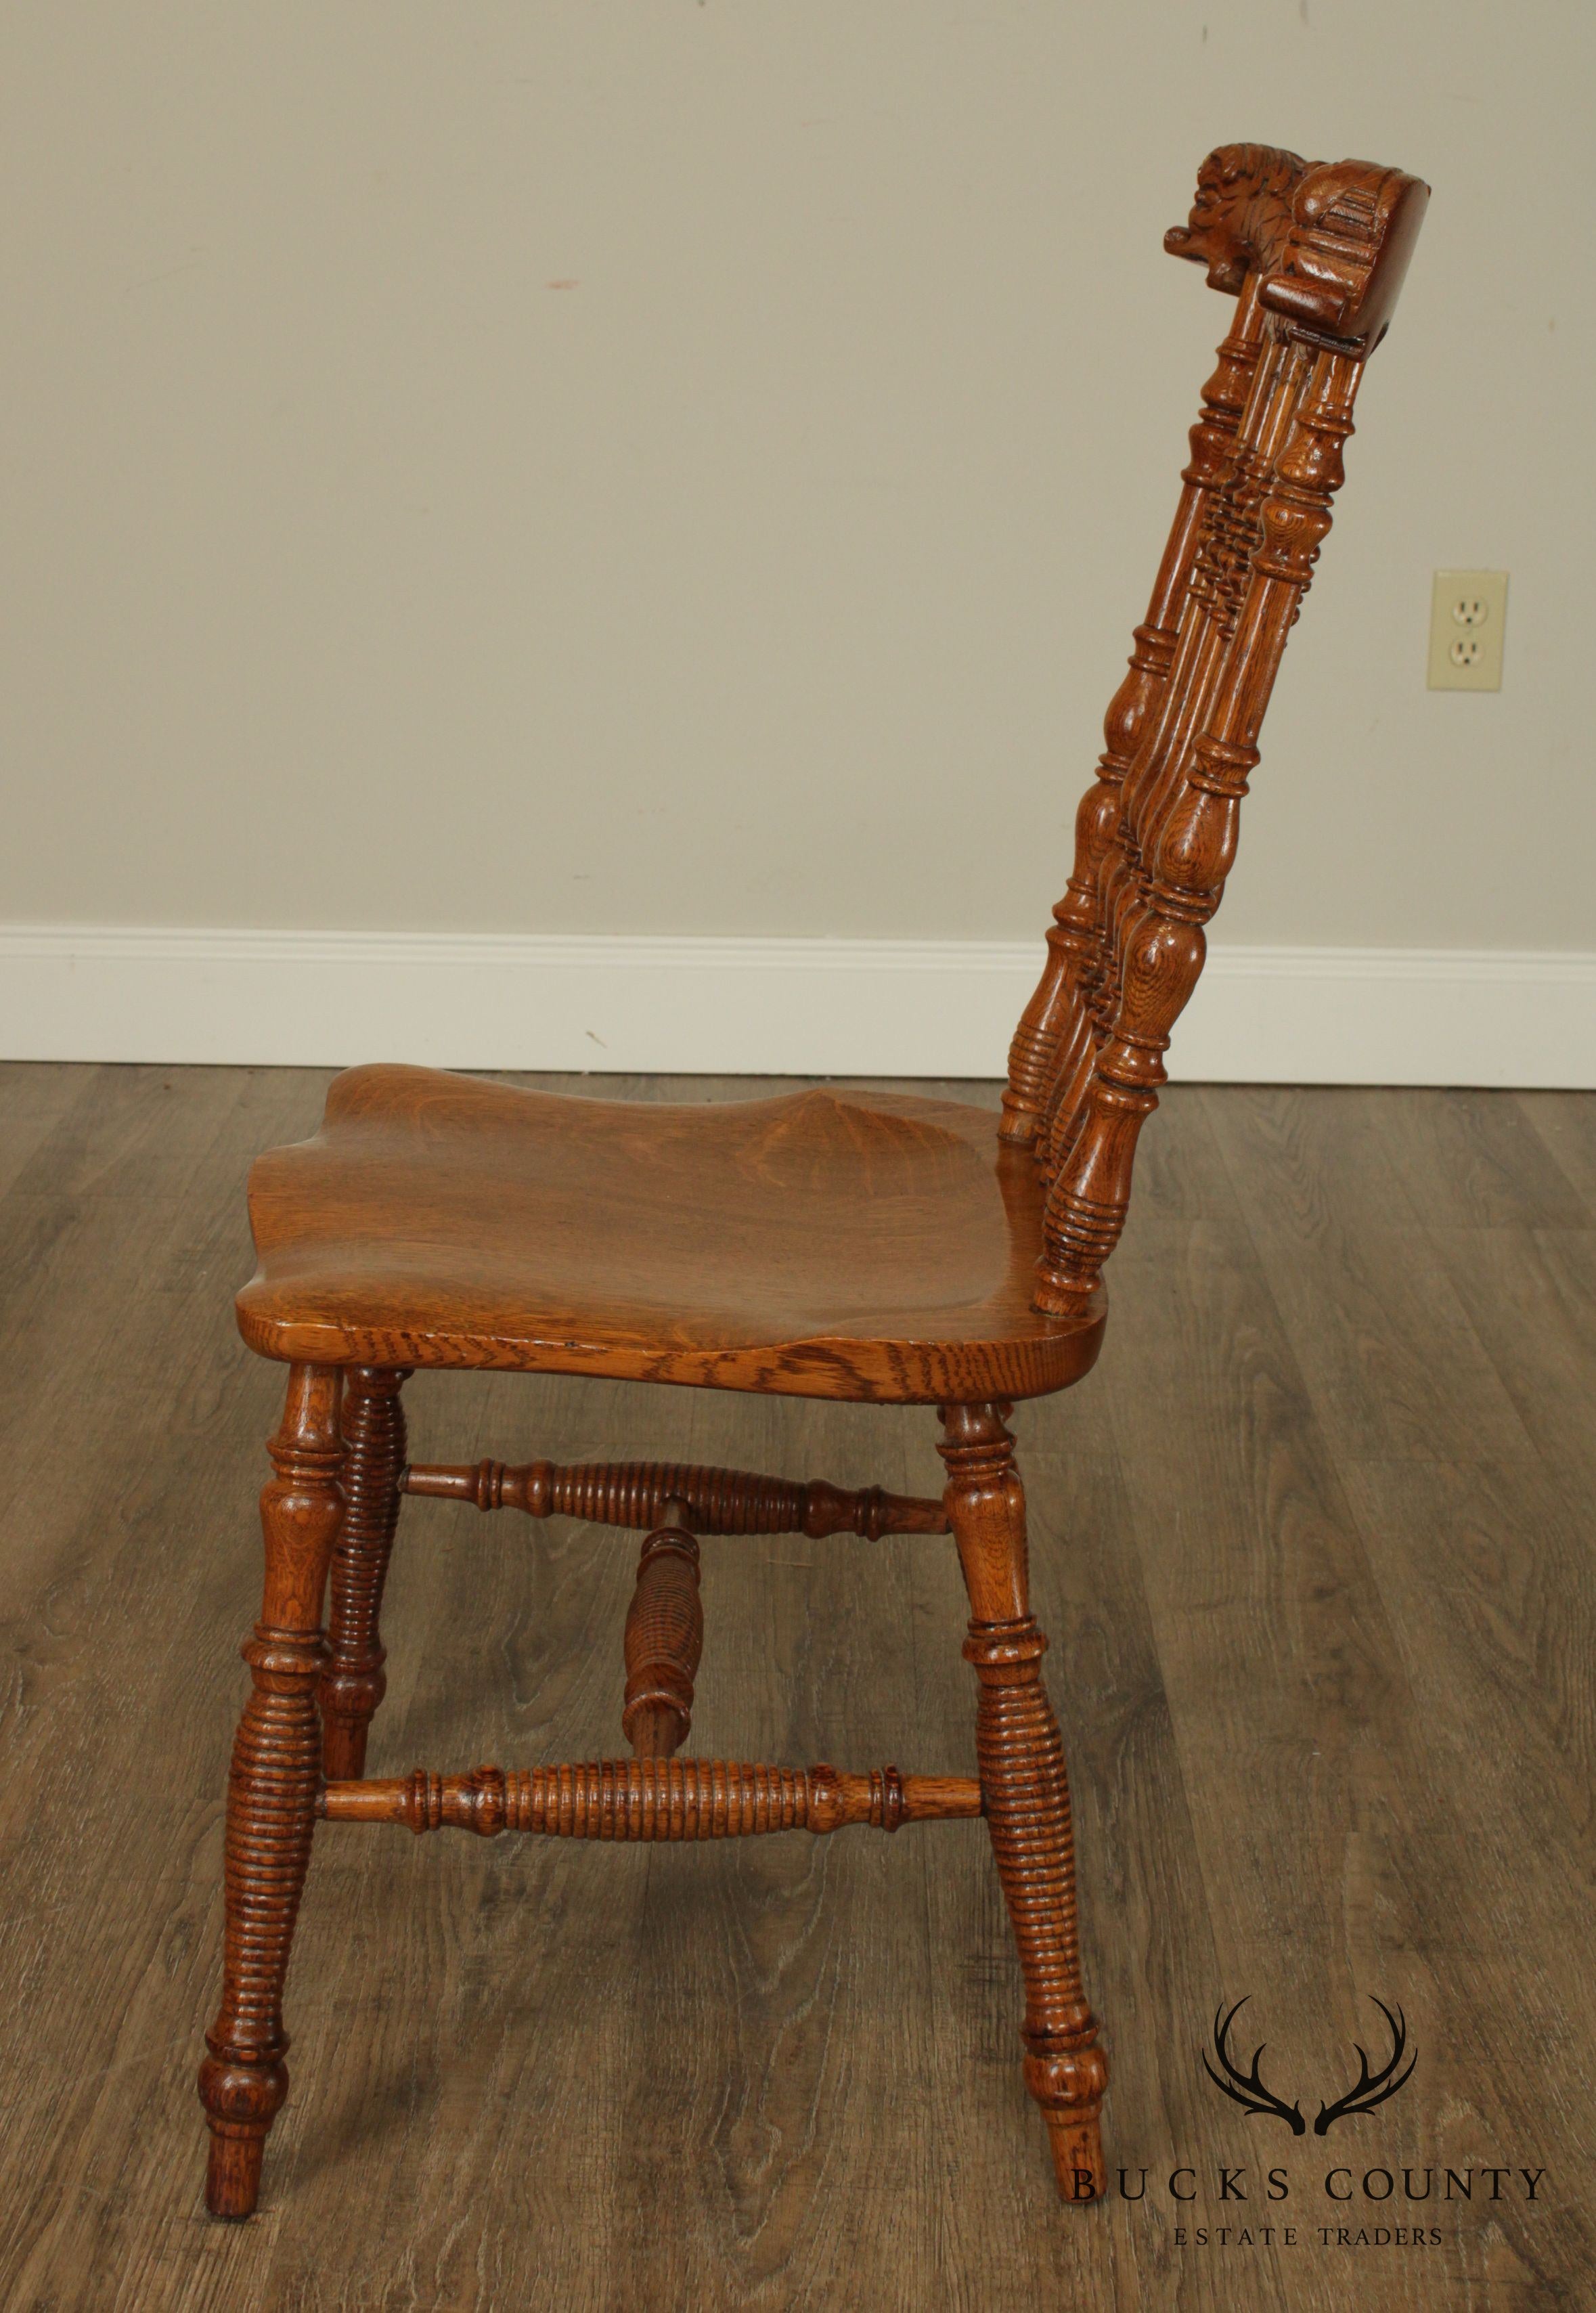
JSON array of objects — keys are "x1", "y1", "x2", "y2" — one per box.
[
  {"x1": 1312, "y1": 1998, "x2": 1415, "y2": 2135},
  {"x1": 1201, "y1": 1996, "x2": 1416, "y2": 2136},
  {"x1": 1202, "y1": 1998, "x2": 1305, "y2": 2134}
]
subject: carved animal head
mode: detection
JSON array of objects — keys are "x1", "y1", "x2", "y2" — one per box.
[{"x1": 1164, "y1": 143, "x2": 1306, "y2": 293}]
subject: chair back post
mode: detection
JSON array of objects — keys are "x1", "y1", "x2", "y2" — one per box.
[
  {"x1": 1004, "y1": 151, "x2": 1429, "y2": 1318},
  {"x1": 999, "y1": 145, "x2": 1306, "y2": 1153}
]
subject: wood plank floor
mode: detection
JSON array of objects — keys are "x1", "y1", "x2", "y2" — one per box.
[{"x1": 0, "y1": 1064, "x2": 1590, "y2": 2312}]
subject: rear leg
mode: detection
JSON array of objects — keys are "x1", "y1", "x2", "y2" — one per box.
[{"x1": 938, "y1": 1401, "x2": 1107, "y2": 2202}]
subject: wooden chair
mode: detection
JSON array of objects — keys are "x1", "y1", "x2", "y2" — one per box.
[{"x1": 198, "y1": 145, "x2": 1427, "y2": 2220}]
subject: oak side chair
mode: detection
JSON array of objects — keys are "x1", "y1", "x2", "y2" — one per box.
[{"x1": 198, "y1": 144, "x2": 1427, "y2": 2220}]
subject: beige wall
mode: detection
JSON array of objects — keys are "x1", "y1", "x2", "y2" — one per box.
[{"x1": 3, "y1": 3, "x2": 1591, "y2": 950}]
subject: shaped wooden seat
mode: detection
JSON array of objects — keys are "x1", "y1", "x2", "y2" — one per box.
[
  {"x1": 200, "y1": 146, "x2": 1427, "y2": 2226},
  {"x1": 238, "y1": 1065, "x2": 1106, "y2": 1401}
]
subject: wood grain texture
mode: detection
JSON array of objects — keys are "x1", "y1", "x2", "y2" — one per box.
[
  {"x1": 1517, "y1": 1090, "x2": 1596, "y2": 1225},
  {"x1": 1, "y1": 1066, "x2": 1594, "y2": 2308},
  {"x1": 238, "y1": 1067, "x2": 1105, "y2": 1403}
]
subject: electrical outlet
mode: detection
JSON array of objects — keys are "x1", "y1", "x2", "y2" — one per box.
[{"x1": 1428, "y1": 569, "x2": 1508, "y2": 690}]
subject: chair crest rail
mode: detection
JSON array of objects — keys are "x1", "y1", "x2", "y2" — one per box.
[
  {"x1": 320, "y1": 1761, "x2": 985, "y2": 1839},
  {"x1": 401, "y1": 1457, "x2": 949, "y2": 1538}
]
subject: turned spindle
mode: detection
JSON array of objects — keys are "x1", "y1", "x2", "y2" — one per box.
[
  {"x1": 621, "y1": 1497, "x2": 702, "y2": 1757},
  {"x1": 401, "y1": 1456, "x2": 948, "y2": 1539},
  {"x1": 319, "y1": 1761, "x2": 983, "y2": 1839}
]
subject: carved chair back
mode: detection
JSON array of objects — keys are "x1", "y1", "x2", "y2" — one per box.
[{"x1": 1000, "y1": 148, "x2": 1428, "y2": 1317}]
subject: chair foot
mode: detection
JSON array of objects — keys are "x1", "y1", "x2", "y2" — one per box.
[
  {"x1": 1033, "y1": 2057, "x2": 1108, "y2": 2203},
  {"x1": 199, "y1": 2057, "x2": 284, "y2": 2218}
]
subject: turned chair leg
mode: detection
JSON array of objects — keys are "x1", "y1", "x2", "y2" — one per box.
[
  {"x1": 938, "y1": 1401, "x2": 1107, "y2": 2204},
  {"x1": 199, "y1": 1363, "x2": 345, "y2": 2220},
  {"x1": 320, "y1": 1365, "x2": 409, "y2": 1779}
]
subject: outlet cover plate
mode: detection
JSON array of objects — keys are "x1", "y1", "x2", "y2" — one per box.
[{"x1": 1428, "y1": 569, "x2": 1508, "y2": 690}]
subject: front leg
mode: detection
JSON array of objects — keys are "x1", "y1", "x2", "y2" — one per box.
[
  {"x1": 199, "y1": 1363, "x2": 345, "y2": 2220},
  {"x1": 938, "y1": 1401, "x2": 1107, "y2": 2203}
]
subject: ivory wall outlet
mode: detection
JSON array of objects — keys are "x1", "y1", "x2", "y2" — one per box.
[{"x1": 1428, "y1": 569, "x2": 1508, "y2": 691}]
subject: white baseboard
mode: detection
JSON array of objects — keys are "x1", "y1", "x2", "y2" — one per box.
[{"x1": 0, "y1": 925, "x2": 1592, "y2": 1086}]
